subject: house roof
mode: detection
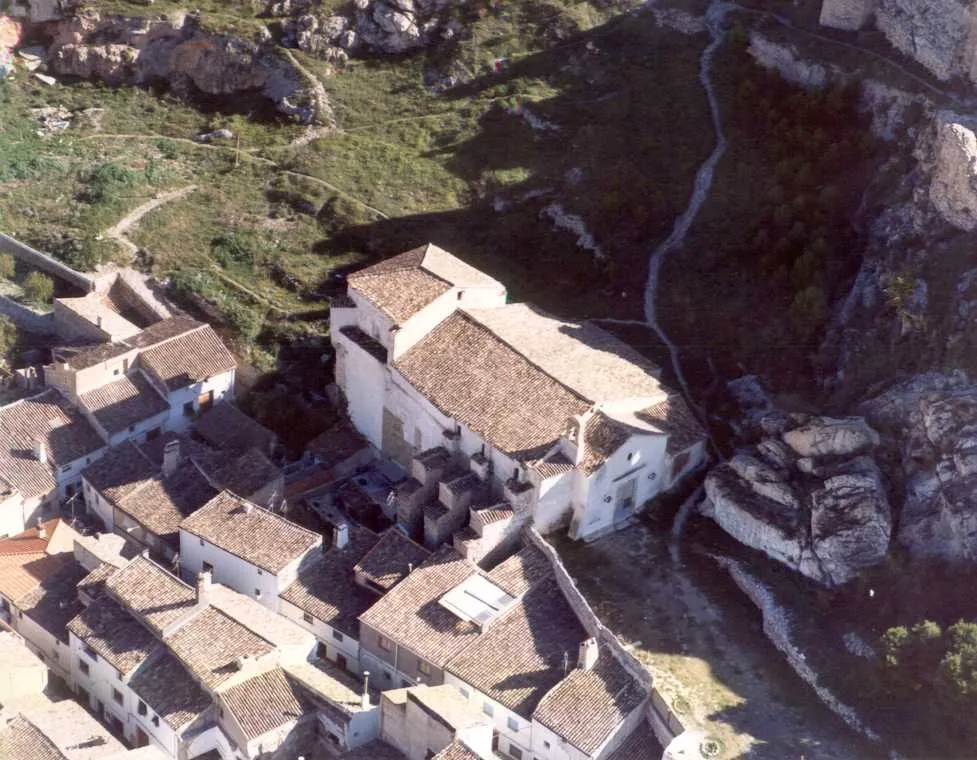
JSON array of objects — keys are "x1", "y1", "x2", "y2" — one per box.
[
  {"x1": 407, "y1": 685, "x2": 489, "y2": 732},
  {"x1": 465, "y1": 304, "x2": 662, "y2": 403},
  {"x1": 358, "y1": 547, "x2": 482, "y2": 667},
  {"x1": 444, "y1": 576, "x2": 587, "y2": 718},
  {"x1": 198, "y1": 447, "x2": 281, "y2": 501},
  {"x1": 606, "y1": 720, "x2": 661, "y2": 760},
  {"x1": 353, "y1": 528, "x2": 430, "y2": 593},
  {"x1": 0, "y1": 715, "x2": 66, "y2": 760},
  {"x1": 16, "y1": 700, "x2": 127, "y2": 760},
  {"x1": 104, "y1": 555, "x2": 196, "y2": 635},
  {"x1": 63, "y1": 316, "x2": 202, "y2": 371},
  {"x1": 636, "y1": 394, "x2": 705, "y2": 455},
  {"x1": 193, "y1": 402, "x2": 276, "y2": 454},
  {"x1": 138, "y1": 324, "x2": 235, "y2": 392},
  {"x1": 18, "y1": 560, "x2": 87, "y2": 643},
  {"x1": 304, "y1": 420, "x2": 368, "y2": 469},
  {"x1": 531, "y1": 451, "x2": 575, "y2": 479},
  {"x1": 116, "y1": 467, "x2": 217, "y2": 542},
  {"x1": 163, "y1": 605, "x2": 274, "y2": 689},
  {"x1": 220, "y1": 667, "x2": 307, "y2": 741},
  {"x1": 0, "y1": 517, "x2": 64, "y2": 556},
  {"x1": 280, "y1": 525, "x2": 379, "y2": 637},
  {"x1": 433, "y1": 740, "x2": 483, "y2": 760},
  {"x1": 77, "y1": 371, "x2": 168, "y2": 435},
  {"x1": 77, "y1": 561, "x2": 116, "y2": 602},
  {"x1": 0, "y1": 552, "x2": 71, "y2": 605},
  {"x1": 532, "y1": 651, "x2": 647, "y2": 755},
  {"x1": 127, "y1": 648, "x2": 211, "y2": 731},
  {"x1": 347, "y1": 244, "x2": 502, "y2": 326},
  {"x1": 67, "y1": 596, "x2": 157, "y2": 676},
  {"x1": 81, "y1": 441, "x2": 157, "y2": 505},
  {"x1": 485, "y1": 544, "x2": 551, "y2": 598},
  {"x1": 56, "y1": 295, "x2": 141, "y2": 341},
  {"x1": 0, "y1": 389, "x2": 104, "y2": 498},
  {"x1": 394, "y1": 311, "x2": 591, "y2": 462},
  {"x1": 581, "y1": 413, "x2": 633, "y2": 474},
  {"x1": 282, "y1": 660, "x2": 368, "y2": 716},
  {"x1": 181, "y1": 491, "x2": 320, "y2": 573},
  {"x1": 341, "y1": 740, "x2": 407, "y2": 760}
]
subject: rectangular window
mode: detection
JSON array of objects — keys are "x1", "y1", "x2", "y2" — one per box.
[
  {"x1": 138, "y1": 700, "x2": 147, "y2": 716},
  {"x1": 202, "y1": 561, "x2": 213, "y2": 574},
  {"x1": 78, "y1": 659, "x2": 90, "y2": 676},
  {"x1": 112, "y1": 688, "x2": 123, "y2": 706},
  {"x1": 183, "y1": 401, "x2": 195, "y2": 417},
  {"x1": 254, "y1": 589, "x2": 262, "y2": 599},
  {"x1": 507, "y1": 716, "x2": 519, "y2": 731},
  {"x1": 332, "y1": 630, "x2": 343, "y2": 643},
  {"x1": 60, "y1": 465, "x2": 71, "y2": 474},
  {"x1": 303, "y1": 612, "x2": 314, "y2": 624},
  {"x1": 418, "y1": 660, "x2": 431, "y2": 675},
  {"x1": 543, "y1": 740, "x2": 551, "y2": 750},
  {"x1": 483, "y1": 702, "x2": 494, "y2": 717},
  {"x1": 82, "y1": 644, "x2": 97, "y2": 661},
  {"x1": 460, "y1": 687, "x2": 469, "y2": 698},
  {"x1": 508, "y1": 746, "x2": 523, "y2": 760},
  {"x1": 152, "y1": 716, "x2": 159, "y2": 728},
  {"x1": 377, "y1": 634, "x2": 392, "y2": 652}
]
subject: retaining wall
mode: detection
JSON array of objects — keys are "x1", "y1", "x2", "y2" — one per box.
[
  {"x1": 0, "y1": 294, "x2": 55, "y2": 334},
  {"x1": 0, "y1": 232, "x2": 96, "y2": 292}
]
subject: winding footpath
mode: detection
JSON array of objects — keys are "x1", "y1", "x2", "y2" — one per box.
[{"x1": 104, "y1": 185, "x2": 198, "y2": 259}]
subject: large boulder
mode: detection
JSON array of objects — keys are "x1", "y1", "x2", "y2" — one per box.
[
  {"x1": 703, "y1": 415, "x2": 890, "y2": 586},
  {"x1": 929, "y1": 113, "x2": 977, "y2": 231}
]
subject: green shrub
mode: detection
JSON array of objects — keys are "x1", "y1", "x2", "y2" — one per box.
[
  {"x1": 82, "y1": 162, "x2": 138, "y2": 204},
  {"x1": 22, "y1": 271, "x2": 54, "y2": 305},
  {"x1": 0, "y1": 253, "x2": 14, "y2": 280},
  {"x1": 212, "y1": 232, "x2": 258, "y2": 268},
  {"x1": 0, "y1": 315, "x2": 15, "y2": 364}
]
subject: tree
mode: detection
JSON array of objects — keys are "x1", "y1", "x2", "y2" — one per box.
[
  {"x1": 788, "y1": 285, "x2": 828, "y2": 339},
  {"x1": 23, "y1": 271, "x2": 54, "y2": 305},
  {"x1": 941, "y1": 621, "x2": 977, "y2": 699},
  {"x1": 0, "y1": 252, "x2": 14, "y2": 280},
  {"x1": 0, "y1": 315, "x2": 15, "y2": 365}
]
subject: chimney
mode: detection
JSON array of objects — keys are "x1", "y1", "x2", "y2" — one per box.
[
  {"x1": 36, "y1": 517, "x2": 47, "y2": 540},
  {"x1": 96, "y1": 314, "x2": 102, "y2": 329},
  {"x1": 33, "y1": 439, "x2": 48, "y2": 465},
  {"x1": 334, "y1": 523, "x2": 349, "y2": 550},
  {"x1": 361, "y1": 670, "x2": 370, "y2": 709},
  {"x1": 162, "y1": 439, "x2": 180, "y2": 478},
  {"x1": 578, "y1": 637, "x2": 599, "y2": 671},
  {"x1": 196, "y1": 570, "x2": 212, "y2": 604}
]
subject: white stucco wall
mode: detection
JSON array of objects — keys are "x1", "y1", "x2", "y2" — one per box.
[
  {"x1": 0, "y1": 490, "x2": 29, "y2": 538},
  {"x1": 278, "y1": 597, "x2": 362, "y2": 674},
  {"x1": 57, "y1": 447, "x2": 108, "y2": 500},
  {"x1": 159, "y1": 370, "x2": 235, "y2": 435},
  {"x1": 334, "y1": 332, "x2": 387, "y2": 450},
  {"x1": 443, "y1": 674, "x2": 533, "y2": 758},
  {"x1": 534, "y1": 472, "x2": 574, "y2": 534},
  {"x1": 83, "y1": 476, "x2": 116, "y2": 531},
  {"x1": 15, "y1": 612, "x2": 71, "y2": 684}
]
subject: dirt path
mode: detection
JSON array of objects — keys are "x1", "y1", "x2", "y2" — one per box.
[
  {"x1": 104, "y1": 185, "x2": 198, "y2": 259},
  {"x1": 280, "y1": 48, "x2": 337, "y2": 129}
]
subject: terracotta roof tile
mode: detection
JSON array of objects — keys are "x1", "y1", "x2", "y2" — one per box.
[
  {"x1": 197, "y1": 447, "x2": 281, "y2": 501},
  {"x1": 581, "y1": 413, "x2": 632, "y2": 474},
  {"x1": 82, "y1": 441, "x2": 157, "y2": 505},
  {"x1": 636, "y1": 394, "x2": 705, "y2": 455},
  {"x1": 193, "y1": 402, "x2": 277, "y2": 455},
  {"x1": 115, "y1": 467, "x2": 217, "y2": 542},
  {"x1": 220, "y1": 668, "x2": 308, "y2": 740},
  {"x1": 486, "y1": 545, "x2": 552, "y2": 598},
  {"x1": 353, "y1": 528, "x2": 430, "y2": 593},
  {"x1": 349, "y1": 268, "x2": 450, "y2": 325},
  {"x1": 78, "y1": 371, "x2": 168, "y2": 435},
  {"x1": 0, "y1": 518, "x2": 61, "y2": 556},
  {"x1": 432, "y1": 740, "x2": 481, "y2": 760},
  {"x1": 128, "y1": 648, "x2": 211, "y2": 731},
  {"x1": 77, "y1": 561, "x2": 116, "y2": 602},
  {"x1": 139, "y1": 325, "x2": 235, "y2": 392},
  {"x1": 67, "y1": 596, "x2": 157, "y2": 675},
  {"x1": 104, "y1": 555, "x2": 196, "y2": 635},
  {"x1": 531, "y1": 451, "x2": 574, "y2": 479},
  {"x1": 18, "y1": 559, "x2": 87, "y2": 642},
  {"x1": 394, "y1": 312, "x2": 590, "y2": 462},
  {"x1": 181, "y1": 491, "x2": 320, "y2": 574},
  {"x1": 0, "y1": 552, "x2": 69, "y2": 604},
  {"x1": 607, "y1": 720, "x2": 661, "y2": 760},
  {"x1": 0, "y1": 715, "x2": 65, "y2": 760}
]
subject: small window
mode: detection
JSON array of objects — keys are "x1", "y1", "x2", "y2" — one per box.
[
  {"x1": 303, "y1": 612, "x2": 314, "y2": 624},
  {"x1": 112, "y1": 688, "x2": 123, "y2": 706},
  {"x1": 507, "y1": 716, "x2": 519, "y2": 731},
  {"x1": 508, "y1": 747, "x2": 523, "y2": 760},
  {"x1": 483, "y1": 702, "x2": 494, "y2": 717},
  {"x1": 60, "y1": 465, "x2": 71, "y2": 474},
  {"x1": 82, "y1": 644, "x2": 97, "y2": 661},
  {"x1": 254, "y1": 589, "x2": 262, "y2": 599},
  {"x1": 332, "y1": 630, "x2": 343, "y2": 643},
  {"x1": 456, "y1": 291, "x2": 463, "y2": 301},
  {"x1": 257, "y1": 569, "x2": 263, "y2": 576},
  {"x1": 183, "y1": 401, "x2": 194, "y2": 417},
  {"x1": 543, "y1": 740, "x2": 551, "y2": 750},
  {"x1": 78, "y1": 659, "x2": 90, "y2": 676},
  {"x1": 383, "y1": 670, "x2": 392, "y2": 682},
  {"x1": 418, "y1": 660, "x2": 431, "y2": 676},
  {"x1": 460, "y1": 687, "x2": 469, "y2": 698},
  {"x1": 113, "y1": 369, "x2": 120, "y2": 376},
  {"x1": 202, "y1": 561, "x2": 212, "y2": 574},
  {"x1": 377, "y1": 634, "x2": 392, "y2": 652},
  {"x1": 627, "y1": 451, "x2": 640, "y2": 465},
  {"x1": 138, "y1": 700, "x2": 147, "y2": 716},
  {"x1": 85, "y1": 457, "x2": 91, "y2": 465},
  {"x1": 151, "y1": 716, "x2": 159, "y2": 728},
  {"x1": 199, "y1": 539, "x2": 205, "y2": 547},
  {"x1": 128, "y1": 425, "x2": 135, "y2": 433}
]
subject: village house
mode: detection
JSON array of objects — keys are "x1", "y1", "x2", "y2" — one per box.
[
  {"x1": 179, "y1": 490, "x2": 322, "y2": 612},
  {"x1": 330, "y1": 243, "x2": 708, "y2": 544}
]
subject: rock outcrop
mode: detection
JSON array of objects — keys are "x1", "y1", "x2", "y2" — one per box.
[
  {"x1": 929, "y1": 112, "x2": 977, "y2": 231},
  {"x1": 862, "y1": 372, "x2": 977, "y2": 561},
  {"x1": 703, "y1": 415, "x2": 891, "y2": 586}
]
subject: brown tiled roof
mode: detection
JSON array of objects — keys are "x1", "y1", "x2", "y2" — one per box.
[
  {"x1": 0, "y1": 552, "x2": 70, "y2": 605},
  {"x1": 533, "y1": 651, "x2": 647, "y2": 755},
  {"x1": 181, "y1": 491, "x2": 320, "y2": 573},
  {"x1": 0, "y1": 715, "x2": 65, "y2": 760},
  {"x1": 581, "y1": 413, "x2": 631, "y2": 474},
  {"x1": 445, "y1": 576, "x2": 587, "y2": 718},
  {"x1": 0, "y1": 518, "x2": 61, "y2": 556},
  {"x1": 18, "y1": 559, "x2": 87, "y2": 643},
  {"x1": 64, "y1": 341, "x2": 132, "y2": 371},
  {"x1": 78, "y1": 371, "x2": 168, "y2": 435},
  {"x1": 0, "y1": 389, "x2": 104, "y2": 498},
  {"x1": 127, "y1": 316, "x2": 204, "y2": 350},
  {"x1": 104, "y1": 555, "x2": 196, "y2": 635},
  {"x1": 193, "y1": 402, "x2": 277, "y2": 455},
  {"x1": 531, "y1": 451, "x2": 574, "y2": 479},
  {"x1": 636, "y1": 394, "x2": 705, "y2": 455},
  {"x1": 342, "y1": 739, "x2": 407, "y2": 760},
  {"x1": 77, "y1": 561, "x2": 116, "y2": 601},
  {"x1": 220, "y1": 668, "x2": 308, "y2": 740},
  {"x1": 128, "y1": 648, "x2": 211, "y2": 731},
  {"x1": 358, "y1": 548, "x2": 481, "y2": 667},
  {"x1": 486, "y1": 544, "x2": 552, "y2": 598},
  {"x1": 82, "y1": 441, "x2": 157, "y2": 505},
  {"x1": 470, "y1": 506, "x2": 513, "y2": 532},
  {"x1": 394, "y1": 312, "x2": 590, "y2": 462},
  {"x1": 139, "y1": 324, "x2": 236, "y2": 392},
  {"x1": 354, "y1": 528, "x2": 430, "y2": 593},
  {"x1": 199, "y1": 447, "x2": 281, "y2": 500},
  {"x1": 280, "y1": 525, "x2": 378, "y2": 637},
  {"x1": 67, "y1": 596, "x2": 157, "y2": 675},
  {"x1": 338, "y1": 325, "x2": 388, "y2": 362},
  {"x1": 164, "y1": 605, "x2": 274, "y2": 689},
  {"x1": 115, "y1": 467, "x2": 217, "y2": 542},
  {"x1": 606, "y1": 720, "x2": 661, "y2": 760},
  {"x1": 433, "y1": 740, "x2": 481, "y2": 760},
  {"x1": 305, "y1": 420, "x2": 368, "y2": 468}
]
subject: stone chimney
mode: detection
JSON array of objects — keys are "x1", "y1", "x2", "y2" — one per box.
[
  {"x1": 33, "y1": 439, "x2": 47, "y2": 465},
  {"x1": 361, "y1": 670, "x2": 370, "y2": 709},
  {"x1": 96, "y1": 314, "x2": 102, "y2": 329},
  {"x1": 36, "y1": 517, "x2": 47, "y2": 540},
  {"x1": 334, "y1": 523, "x2": 349, "y2": 550},
  {"x1": 578, "y1": 637, "x2": 599, "y2": 671},
  {"x1": 196, "y1": 570, "x2": 212, "y2": 604},
  {"x1": 162, "y1": 439, "x2": 180, "y2": 478}
]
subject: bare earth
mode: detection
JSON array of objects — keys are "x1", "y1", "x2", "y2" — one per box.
[{"x1": 555, "y1": 519, "x2": 884, "y2": 759}]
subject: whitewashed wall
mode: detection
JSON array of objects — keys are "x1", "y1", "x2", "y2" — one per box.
[{"x1": 278, "y1": 597, "x2": 362, "y2": 674}]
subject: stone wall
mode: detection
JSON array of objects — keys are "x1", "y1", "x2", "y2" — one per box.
[
  {"x1": 819, "y1": 0, "x2": 876, "y2": 30},
  {"x1": 0, "y1": 233, "x2": 95, "y2": 292},
  {"x1": 0, "y1": 294, "x2": 55, "y2": 334}
]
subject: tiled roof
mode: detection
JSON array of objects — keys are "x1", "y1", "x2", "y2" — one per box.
[
  {"x1": 581, "y1": 412, "x2": 632, "y2": 474},
  {"x1": 0, "y1": 715, "x2": 65, "y2": 760},
  {"x1": 280, "y1": 525, "x2": 378, "y2": 637},
  {"x1": 531, "y1": 451, "x2": 575, "y2": 479},
  {"x1": 636, "y1": 394, "x2": 706, "y2": 455},
  {"x1": 606, "y1": 720, "x2": 661, "y2": 760},
  {"x1": 533, "y1": 651, "x2": 647, "y2": 755},
  {"x1": 358, "y1": 548, "x2": 482, "y2": 667},
  {"x1": 341, "y1": 739, "x2": 407, "y2": 760},
  {"x1": 0, "y1": 552, "x2": 71, "y2": 604},
  {"x1": 470, "y1": 506, "x2": 513, "y2": 532},
  {"x1": 164, "y1": 605, "x2": 274, "y2": 689},
  {"x1": 220, "y1": 668, "x2": 307, "y2": 741},
  {"x1": 486, "y1": 544, "x2": 552, "y2": 598},
  {"x1": 200, "y1": 447, "x2": 281, "y2": 500},
  {"x1": 128, "y1": 648, "x2": 211, "y2": 731},
  {"x1": 433, "y1": 740, "x2": 482, "y2": 760},
  {"x1": 139, "y1": 324, "x2": 235, "y2": 392},
  {"x1": 193, "y1": 402, "x2": 277, "y2": 454},
  {"x1": 394, "y1": 312, "x2": 590, "y2": 462},
  {"x1": 115, "y1": 467, "x2": 217, "y2": 542},
  {"x1": 81, "y1": 441, "x2": 157, "y2": 505},
  {"x1": 181, "y1": 491, "x2": 320, "y2": 574},
  {"x1": 0, "y1": 389, "x2": 104, "y2": 498},
  {"x1": 17, "y1": 699, "x2": 127, "y2": 760},
  {"x1": 305, "y1": 420, "x2": 368, "y2": 468},
  {"x1": 353, "y1": 528, "x2": 430, "y2": 593},
  {"x1": 63, "y1": 341, "x2": 132, "y2": 371},
  {"x1": 77, "y1": 561, "x2": 116, "y2": 602},
  {"x1": 64, "y1": 316, "x2": 202, "y2": 370},
  {"x1": 0, "y1": 518, "x2": 62, "y2": 556},
  {"x1": 465, "y1": 304, "x2": 662, "y2": 402},
  {"x1": 67, "y1": 596, "x2": 157, "y2": 675},
  {"x1": 18, "y1": 560, "x2": 87, "y2": 642},
  {"x1": 104, "y1": 555, "x2": 196, "y2": 635},
  {"x1": 445, "y1": 576, "x2": 587, "y2": 718},
  {"x1": 78, "y1": 371, "x2": 168, "y2": 435}
]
